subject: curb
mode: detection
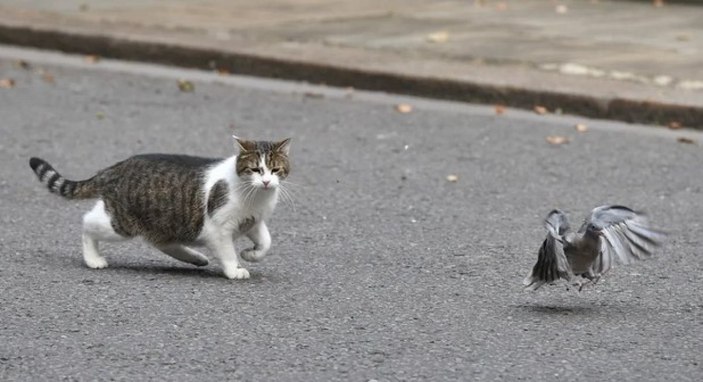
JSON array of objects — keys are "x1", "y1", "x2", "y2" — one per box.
[{"x1": 1, "y1": 24, "x2": 701, "y2": 129}]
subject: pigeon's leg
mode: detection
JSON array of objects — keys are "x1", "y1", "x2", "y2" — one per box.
[{"x1": 576, "y1": 273, "x2": 601, "y2": 291}]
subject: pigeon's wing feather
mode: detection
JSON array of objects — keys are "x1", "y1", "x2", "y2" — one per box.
[
  {"x1": 544, "y1": 209, "x2": 570, "y2": 237},
  {"x1": 587, "y1": 205, "x2": 666, "y2": 274},
  {"x1": 524, "y1": 210, "x2": 573, "y2": 290}
]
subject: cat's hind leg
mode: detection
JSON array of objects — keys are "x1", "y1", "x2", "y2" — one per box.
[
  {"x1": 82, "y1": 200, "x2": 127, "y2": 269},
  {"x1": 157, "y1": 244, "x2": 209, "y2": 267},
  {"x1": 241, "y1": 221, "x2": 271, "y2": 263}
]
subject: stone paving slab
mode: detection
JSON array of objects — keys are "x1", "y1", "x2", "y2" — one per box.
[{"x1": 0, "y1": 0, "x2": 701, "y2": 127}]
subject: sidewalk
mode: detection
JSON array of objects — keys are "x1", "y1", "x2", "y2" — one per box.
[{"x1": 0, "y1": 0, "x2": 701, "y2": 128}]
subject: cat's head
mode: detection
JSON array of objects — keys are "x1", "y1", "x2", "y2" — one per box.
[{"x1": 234, "y1": 137, "x2": 291, "y2": 190}]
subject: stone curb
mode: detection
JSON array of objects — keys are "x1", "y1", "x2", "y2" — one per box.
[{"x1": 1, "y1": 23, "x2": 701, "y2": 129}]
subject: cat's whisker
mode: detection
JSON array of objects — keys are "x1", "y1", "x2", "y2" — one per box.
[
  {"x1": 242, "y1": 184, "x2": 257, "y2": 207},
  {"x1": 277, "y1": 184, "x2": 297, "y2": 211},
  {"x1": 280, "y1": 180, "x2": 304, "y2": 190}
]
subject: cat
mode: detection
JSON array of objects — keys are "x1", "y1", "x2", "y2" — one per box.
[{"x1": 28, "y1": 136, "x2": 291, "y2": 280}]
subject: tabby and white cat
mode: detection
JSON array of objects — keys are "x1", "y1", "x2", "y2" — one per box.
[{"x1": 29, "y1": 137, "x2": 291, "y2": 279}]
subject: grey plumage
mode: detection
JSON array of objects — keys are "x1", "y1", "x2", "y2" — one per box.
[{"x1": 524, "y1": 205, "x2": 666, "y2": 291}]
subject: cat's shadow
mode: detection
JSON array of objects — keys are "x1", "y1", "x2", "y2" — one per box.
[{"x1": 77, "y1": 261, "x2": 267, "y2": 282}]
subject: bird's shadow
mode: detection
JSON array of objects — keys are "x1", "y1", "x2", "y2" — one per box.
[{"x1": 511, "y1": 303, "x2": 599, "y2": 316}]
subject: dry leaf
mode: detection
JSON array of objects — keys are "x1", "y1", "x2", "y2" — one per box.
[
  {"x1": 653, "y1": 0, "x2": 664, "y2": 7},
  {"x1": 41, "y1": 72, "x2": 55, "y2": 84},
  {"x1": 84, "y1": 55, "x2": 100, "y2": 64},
  {"x1": 395, "y1": 104, "x2": 413, "y2": 113},
  {"x1": 345, "y1": 87, "x2": 355, "y2": 98},
  {"x1": 534, "y1": 105, "x2": 548, "y2": 115},
  {"x1": 303, "y1": 92, "x2": 324, "y2": 99},
  {"x1": 555, "y1": 5, "x2": 568, "y2": 14},
  {"x1": 15, "y1": 60, "x2": 30, "y2": 70},
  {"x1": 677, "y1": 137, "x2": 696, "y2": 144},
  {"x1": 446, "y1": 174, "x2": 459, "y2": 182},
  {"x1": 216, "y1": 68, "x2": 230, "y2": 76},
  {"x1": 575, "y1": 123, "x2": 588, "y2": 132},
  {"x1": 546, "y1": 135, "x2": 570, "y2": 145},
  {"x1": 426, "y1": 31, "x2": 449, "y2": 43},
  {"x1": 668, "y1": 121, "x2": 682, "y2": 130},
  {"x1": 496, "y1": 2, "x2": 508, "y2": 11},
  {"x1": 0, "y1": 78, "x2": 15, "y2": 89},
  {"x1": 177, "y1": 79, "x2": 195, "y2": 92},
  {"x1": 495, "y1": 104, "x2": 506, "y2": 115}
]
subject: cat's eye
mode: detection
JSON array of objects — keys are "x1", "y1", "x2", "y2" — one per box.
[
  {"x1": 271, "y1": 167, "x2": 282, "y2": 174},
  {"x1": 250, "y1": 168, "x2": 262, "y2": 174}
]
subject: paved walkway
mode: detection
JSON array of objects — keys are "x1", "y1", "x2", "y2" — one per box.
[{"x1": 0, "y1": 0, "x2": 702, "y2": 127}]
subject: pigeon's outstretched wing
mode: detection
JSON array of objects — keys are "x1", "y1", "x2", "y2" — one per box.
[
  {"x1": 523, "y1": 210, "x2": 573, "y2": 290},
  {"x1": 585, "y1": 205, "x2": 666, "y2": 275}
]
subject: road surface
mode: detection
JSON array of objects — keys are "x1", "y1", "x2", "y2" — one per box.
[{"x1": 0, "y1": 46, "x2": 701, "y2": 381}]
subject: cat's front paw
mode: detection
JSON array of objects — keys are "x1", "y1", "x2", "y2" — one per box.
[
  {"x1": 84, "y1": 256, "x2": 108, "y2": 269},
  {"x1": 224, "y1": 266, "x2": 250, "y2": 280},
  {"x1": 241, "y1": 248, "x2": 265, "y2": 262}
]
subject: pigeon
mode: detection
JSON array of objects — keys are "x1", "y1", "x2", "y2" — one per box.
[{"x1": 524, "y1": 205, "x2": 666, "y2": 291}]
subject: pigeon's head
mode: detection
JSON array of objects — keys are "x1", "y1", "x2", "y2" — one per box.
[{"x1": 585, "y1": 223, "x2": 603, "y2": 237}]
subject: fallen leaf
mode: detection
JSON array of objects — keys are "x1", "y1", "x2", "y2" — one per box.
[
  {"x1": 395, "y1": 104, "x2": 413, "y2": 113},
  {"x1": 177, "y1": 79, "x2": 195, "y2": 92},
  {"x1": 84, "y1": 55, "x2": 100, "y2": 64},
  {"x1": 96, "y1": 112, "x2": 105, "y2": 120},
  {"x1": 546, "y1": 135, "x2": 570, "y2": 145},
  {"x1": 0, "y1": 78, "x2": 15, "y2": 88},
  {"x1": 495, "y1": 104, "x2": 506, "y2": 115},
  {"x1": 446, "y1": 174, "x2": 459, "y2": 182},
  {"x1": 303, "y1": 92, "x2": 324, "y2": 99},
  {"x1": 555, "y1": 4, "x2": 568, "y2": 14},
  {"x1": 534, "y1": 105, "x2": 548, "y2": 115},
  {"x1": 216, "y1": 68, "x2": 230, "y2": 76},
  {"x1": 677, "y1": 137, "x2": 696, "y2": 144},
  {"x1": 668, "y1": 121, "x2": 682, "y2": 130},
  {"x1": 426, "y1": 31, "x2": 449, "y2": 43},
  {"x1": 79, "y1": 3, "x2": 89, "y2": 12},
  {"x1": 653, "y1": 0, "x2": 664, "y2": 7},
  {"x1": 496, "y1": 2, "x2": 508, "y2": 11},
  {"x1": 575, "y1": 123, "x2": 588, "y2": 132},
  {"x1": 41, "y1": 72, "x2": 55, "y2": 84},
  {"x1": 15, "y1": 60, "x2": 30, "y2": 70}
]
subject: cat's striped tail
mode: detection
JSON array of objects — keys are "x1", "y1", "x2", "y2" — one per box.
[{"x1": 29, "y1": 157, "x2": 98, "y2": 199}]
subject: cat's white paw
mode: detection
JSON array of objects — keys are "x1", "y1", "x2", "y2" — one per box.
[
  {"x1": 241, "y1": 248, "x2": 265, "y2": 262},
  {"x1": 224, "y1": 267, "x2": 250, "y2": 280},
  {"x1": 85, "y1": 256, "x2": 108, "y2": 269}
]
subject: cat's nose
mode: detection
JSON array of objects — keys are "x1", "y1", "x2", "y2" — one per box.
[{"x1": 262, "y1": 180, "x2": 270, "y2": 187}]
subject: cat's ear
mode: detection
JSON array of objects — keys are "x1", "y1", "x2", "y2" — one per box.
[
  {"x1": 274, "y1": 138, "x2": 292, "y2": 155},
  {"x1": 233, "y1": 135, "x2": 256, "y2": 153}
]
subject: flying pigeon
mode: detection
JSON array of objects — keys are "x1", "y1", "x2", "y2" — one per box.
[{"x1": 524, "y1": 205, "x2": 666, "y2": 291}]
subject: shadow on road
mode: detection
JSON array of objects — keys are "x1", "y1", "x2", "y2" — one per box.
[{"x1": 512, "y1": 303, "x2": 599, "y2": 316}]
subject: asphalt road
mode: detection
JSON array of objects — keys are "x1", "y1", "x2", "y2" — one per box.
[{"x1": 0, "y1": 46, "x2": 702, "y2": 381}]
